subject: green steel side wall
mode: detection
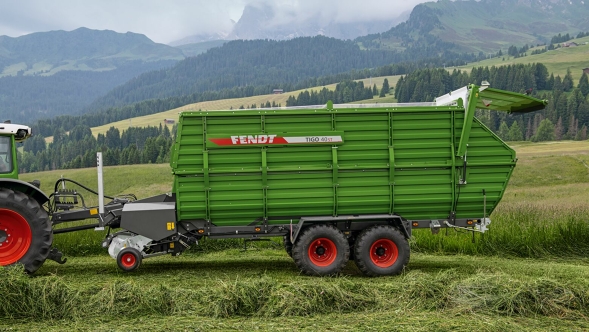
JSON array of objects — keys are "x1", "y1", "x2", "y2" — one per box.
[{"x1": 172, "y1": 108, "x2": 515, "y2": 226}]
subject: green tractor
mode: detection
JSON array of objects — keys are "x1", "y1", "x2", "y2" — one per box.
[{"x1": 0, "y1": 123, "x2": 52, "y2": 273}]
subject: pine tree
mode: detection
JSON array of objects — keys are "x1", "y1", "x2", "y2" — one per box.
[
  {"x1": 580, "y1": 125, "x2": 588, "y2": 141},
  {"x1": 525, "y1": 118, "x2": 533, "y2": 140},
  {"x1": 531, "y1": 119, "x2": 555, "y2": 142},
  {"x1": 372, "y1": 84, "x2": 378, "y2": 96},
  {"x1": 497, "y1": 121, "x2": 510, "y2": 140},
  {"x1": 563, "y1": 68, "x2": 574, "y2": 92},
  {"x1": 381, "y1": 78, "x2": 390, "y2": 95},
  {"x1": 554, "y1": 117, "x2": 564, "y2": 140},
  {"x1": 578, "y1": 73, "x2": 589, "y2": 97},
  {"x1": 508, "y1": 121, "x2": 524, "y2": 141}
]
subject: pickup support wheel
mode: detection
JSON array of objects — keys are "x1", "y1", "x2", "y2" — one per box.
[
  {"x1": 354, "y1": 225, "x2": 410, "y2": 277},
  {"x1": 117, "y1": 248, "x2": 142, "y2": 272},
  {"x1": 0, "y1": 188, "x2": 52, "y2": 273},
  {"x1": 292, "y1": 224, "x2": 349, "y2": 276}
]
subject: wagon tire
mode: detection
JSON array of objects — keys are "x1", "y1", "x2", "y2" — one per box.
[
  {"x1": 0, "y1": 188, "x2": 52, "y2": 273},
  {"x1": 283, "y1": 235, "x2": 293, "y2": 257},
  {"x1": 354, "y1": 225, "x2": 409, "y2": 277},
  {"x1": 117, "y1": 248, "x2": 142, "y2": 272},
  {"x1": 292, "y1": 224, "x2": 349, "y2": 276}
]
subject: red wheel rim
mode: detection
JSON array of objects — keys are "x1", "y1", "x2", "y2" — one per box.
[
  {"x1": 369, "y1": 239, "x2": 398, "y2": 268},
  {"x1": 0, "y1": 208, "x2": 32, "y2": 266},
  {"x1": 308, "y1": 237, "x2": 337, "y2": 267},
  {"x1": 120, "y1": 252, "x2": 137, "y2": 268}
]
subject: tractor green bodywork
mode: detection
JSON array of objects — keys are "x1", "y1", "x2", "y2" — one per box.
[
  {"x1": 0, "y1": 135, "x2": 18, "y2": 180},
  {"x1": 170, "y1": 85, "x2": 546, "y2": 226}
]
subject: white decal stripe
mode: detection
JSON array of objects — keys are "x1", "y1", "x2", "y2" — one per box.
[{"x1": 283, "y1": 136, "x2": 343, "y2": 143}]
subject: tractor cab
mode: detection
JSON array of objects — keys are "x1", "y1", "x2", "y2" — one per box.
[{"x1": 0, "y1": 122, "x2": 32, "y2": 179}]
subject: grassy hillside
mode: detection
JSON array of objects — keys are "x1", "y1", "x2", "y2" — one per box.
[
  {"x1": 87, "y1": 75, "x2": 401, "y2": 138},
  {"x1": 454, "y1": 35, "x2": 589, "y2": 81}
]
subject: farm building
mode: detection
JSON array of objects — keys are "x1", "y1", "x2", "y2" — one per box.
[
  {"x1": 164, "y1": 119, "x2": 175, "y2": 124},
  {"x1": 273, "y1": 89, "x2": 284, "y2": 94}
]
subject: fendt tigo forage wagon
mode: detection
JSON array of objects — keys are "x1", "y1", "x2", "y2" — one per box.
[{"x1": 0, "y1": 83, "x2": 546, "y2": 276}]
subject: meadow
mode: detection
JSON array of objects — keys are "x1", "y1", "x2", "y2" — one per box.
[{"x1": 3, "y1": 140, "x2": 589, "y2": 331}]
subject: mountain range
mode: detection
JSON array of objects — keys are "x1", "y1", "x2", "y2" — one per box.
[
  {"x1": 1, "y1": 0, "x2": 588, "y2": 125},
  {"x1": 358, "y1": 0, "x2": 589, "y2": 52}
]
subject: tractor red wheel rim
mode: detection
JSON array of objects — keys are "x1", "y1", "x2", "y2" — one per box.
[
  {"x1": 120, "y1": 252, "x2": 136, "y2": 268},
  {"x1": 308, "y1": 237, "x2": 337, "y2": 267},
  {"x1": 369, "y1": 239, "x2": 398, "y2": 268},
  {"x1": 0, "y1": 208, "x2": 32, "y2": 266}
]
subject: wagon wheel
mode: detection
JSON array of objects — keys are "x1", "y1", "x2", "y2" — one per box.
[
  {"x1": 292, "y1": 224, "x2": 349, "y2": 276},
  {"x1": 283, "y1": 235, "x2": 293, "y2": 258},
  {"x1": 354, "y1": 225, "x2": 409, "y2": 277}
]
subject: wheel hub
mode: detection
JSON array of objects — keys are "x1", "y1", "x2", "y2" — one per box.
[
  {"x1": 308, "y1": 238, "x2": 337, "y2": 267},
  {"x1": 0, "y1": 208, "x2": 32, "y2": 266},
  {"x1": 316, "y1": 246, "x2": 326, "y2": 255},
  {"x1": 369, "y1": 238, "x2": 399, "y2": 268},
  {"x1": 375, "y1": 247, "x2": 385, "y2": 256}
]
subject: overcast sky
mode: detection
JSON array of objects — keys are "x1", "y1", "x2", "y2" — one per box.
[{"x1": 0, "y1": 0, "x2": 430, "y2": 44}]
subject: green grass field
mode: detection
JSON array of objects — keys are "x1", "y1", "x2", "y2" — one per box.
[
  {"x1": 5, "y1": 140, "x2": 589, "y2": 331},
  {"x1": 453, "y1": 35, "x2": 589, "y2": 81}
]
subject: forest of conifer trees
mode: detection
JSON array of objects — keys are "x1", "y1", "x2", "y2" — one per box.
[{"x1": 18, "y1": 62, "x2": 589, "y2": 173}]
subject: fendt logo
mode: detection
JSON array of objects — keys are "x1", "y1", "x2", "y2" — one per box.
[
  {"x1": 208, "y1": 133, "x2": 343, "y2": 147},
  {"x1": 231, "y1": 135, "x2": 277, "y2": 144}
]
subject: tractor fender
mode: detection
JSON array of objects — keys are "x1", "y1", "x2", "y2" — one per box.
[{"x1": 0, "y1": 179, "x2": 49, "y2": 207}]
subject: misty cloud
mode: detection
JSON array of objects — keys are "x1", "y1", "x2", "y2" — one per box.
[{"x1": 0, "y1": 0, "x2": 429, "y2": 44}]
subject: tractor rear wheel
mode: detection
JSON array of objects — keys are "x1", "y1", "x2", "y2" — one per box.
[
  {"x1": 354, "y1": 225, "x2": 409, "y2": 277},
  {"x1": 292, "y1": 224, "x2": 349, "y2": 276},
  {"x1": 0, "y1": 188, "x2": 52, "y2": 273}
]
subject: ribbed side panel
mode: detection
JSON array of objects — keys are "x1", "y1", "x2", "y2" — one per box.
[
  {"x1": 209, "y1": 174, "x2": 263, "y2": 226},
  {"x1": 173, "y1": 117, "x2": 204, "y2": 173},
  {"x1": 175, "y1": 175, "x2": 206, "y2": 221},
  {"x1": 267, "y1": 172, "x2": 334, "y2": 220},
  {"x1": 172, "y1": 108, "x2": 515, "y2": 225},
  {"x1": 454, "y1": 117, "x2": 514, "y2": 219},
  {"x1": 391, "y1": 112, "x2": 453, "y2": 219}
]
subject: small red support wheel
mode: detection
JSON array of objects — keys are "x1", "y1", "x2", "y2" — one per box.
[
  {"x1": 354, "y1": 225, "x2": 409, "y2": 277},
  {"x1": 292, "y1": 224, "x2": 349, "y2": 276},
  {"x1": 117, "y1": 248, "x2": 142, "y2": 272}
]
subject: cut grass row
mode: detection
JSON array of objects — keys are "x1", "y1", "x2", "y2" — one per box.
[{"x1": 3, "y1": 252, "x2": 589, "y2": 322}]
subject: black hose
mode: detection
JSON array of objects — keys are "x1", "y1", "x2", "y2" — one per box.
[{"x1": 54, "y1": 178, "x2": 115, "y2": 199}]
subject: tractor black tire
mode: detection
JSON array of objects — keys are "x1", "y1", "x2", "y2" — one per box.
[
  {"x1": 0, "y1": 188, "x2": 52, "y2": 273},
  {"x1": 354, "y1": 225, "x2": 410, "y2": 277},
  {"x1": 292, "y1": 224, "x2": 349, "y2": 276},
  {"x1": 283, "y1": 235, "x2": 293, "y2": 257},
  {"x1": 117, "y1": 247, "x2": 142, "y2": 272}
]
